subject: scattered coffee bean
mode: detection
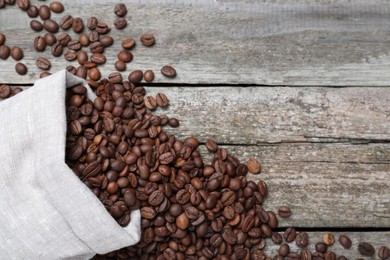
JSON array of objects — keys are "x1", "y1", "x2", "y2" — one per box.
[
  {"x1": 15, "y1": 62, "x2": 27, "y2": 75},
  {"x1": 114, "y1": 60, "x2": 126, "y2": 71},
  {"x1": 114, "y1": 18, "x2": 127, "y2": 29},
  {"x1": 90, "y1": 42, "x2": 104, "y2": 54},
  {"x1": 40, "y1": 72, "x2": 51, "y2": 78},
  {"x1": 140, "y1": 33, "x2": 155, "y2": 46},
  {"x1": 338, "y1": 234, "x2": 352, "y2": 249},
  {"x1": 49, "y1": 1, "x2": 63, "y2": 13},
  {"x1": 68, "y1": 40, "x2": 81, "y2": 51},
  {"x1": 43, "y1": 19, "x2": 59, "y2": 33},
  {"x1": 168, "y1": 118, "x2": 179, "y2": 127},
  {"x1": 296, "y1": 232, "x2": 309, "y2": 247},
  {"x1": 379, "y1": 246, "x2": 390, "y2": 259},
  {"x1": 77, "y1": 51, "x2": 88, "y2": 65},
  {"x1": 34, "y1": 36, "x2": 46, "y2": 52},
  {"x1": 87, "y1": 16, "x2": 98, "y2": 30},
  {"x1": 316, "y1": 242, "x2": 328, "y2": 254},
  {"x1": 38, "y1": 5, "x2": 51, "y2": 20},
  {"x1": 72, "y1": 17, "x2": 84, "y2": 33},
  {"x1": 96, "y1": 22, "x2": 109, "y2": 34},
  {"x1": 89, "y1": 31, "x2": 99, "y2": 43},
  {"x1": 278, "y1": 206, "x2": 291, "y2": 218},
  {"x1": 100, "y1": 35, "x2": 113, "y2": 47},
  {"x1": 51, "y1": 43, "x2": 63, "y2": 57},
  {"x1": 358, "y1": 242, "x2": 375, "y2": 256},
  {"x1": 16, "y1": 0, "x2": 29, "y2": 10},
  {"x1": 90, "y1": 53, "x2": 106, "y2": 64},
  {"x1": 0, "y1": 33, "x2": 5, "y2": 45},
  {"x1": 0, "y1": 84, "x2": 11, "y2": 98},
  {"x1": 0, "y1": 45, "x2": 10, "y2": 59},
  {"x1": 10, "y1": 46, "x2": 23, "y2": 60},
  {"x1": 283, "y1": 227, "x2": 297, "y2": 243},
  {"x1": 36, "y1": 57, "x2": 51, "y2": 70},
  {"x1": 44, "y1": 33, "x2": 57, "y2": 46},
  {"x1": 161, "y1": 65, "x2": 176, "y2": 78},
  {"x1": 247, "y1": 157, "x2": 261, "y2": 174},
  {"x1": 117, "y1": 50, "x2": 133, "y2": 63},
  {"x1": 144, "y1": 70, "x2": 155, "y2": 82},
  {"x1": 79, "y1": 34, "x2": 90, "y2": 47},
  {"x1": 121, "y1": 38, "x2": 135, "y2": 50},
  {"x1": 114, "y1": 3, "x2": 127, "y2": 17},
  {"x1": 64, "y1": 49, "x2": 77, "y2": 61},
  {"x1": 88, "y1": 67, "x2": 101, "y2": 81},
  {"x1": 27, "y1": 4, "x2": 38, "y2": 17},
  {"x1": 156, "y1": 93, "x2": 169, "y2": 108},
  {"x1": 128, "y1": 70, "x2": 143, "y2": 83},
  {"x1": 30, "y1": 20, "x2": 43, "y2": 32},
  {"x1": 323, "y1": 232, "x2": 335, "y2": 246},
  {"x1": 279, "y1": 244, "x2": 290, "y2": 257},
  {"x1": 59, "y1": 14, "x2": 73, "y2": 30}
]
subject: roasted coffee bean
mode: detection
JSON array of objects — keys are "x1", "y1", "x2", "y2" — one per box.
[
  {"x1": 325, "y1": 251, "x2": 336, "y2": 260},
  {"x1": 114, "y1": 18, "x2": 127, "y2": 29},
  {"x1": 358, "y1": 242, "x2": 375, "y2": 256},
  {"x1": 27, "y1": 5, "x2": 38, "y2": 17},
  {"x1": 247, "y1": 157, "x2": 261, "y2": 174},
  {"x1": 114, "y1": 60, "x2": 126, "y2": 71},
  {"x1": 34, "y1": 36, "x2": 46, "y2": 52},
  {"x1": 30, "y1": 20, "x2": 43, "y2": 31},
  {"x1": 58, "y1": 33, "x2": 71, "y2": 46},
  {"x1": 278, "y1": 206, "x2": 291, "y2": 218},
  {"x1": 79, "y1": 34, "x2": 90, "y2": 47},
  {"x1": 90, "y1": 42, "x2": 104, "y2": 53},
  {"x1": 72, "y1": 18, "x2": 84, "y2": 33},
  {"x1": 108, "y1": 72, "x2": 122, "y2": 84},
  {"x1": 156, "y1": 93, "x2": 169, "y2": 108},
  {"x1": 143, "y1": 70, "x2": 155, "y2": 82},
  {"x1": 15, "y1": 62, "x2": 27, "y2": 75},
  {"x1": 87, "y1": 16, "x2": 98, "y2": 30},
  {"x1": 161, "y1": 65, "x2": 176, "y2": 78},
  {"x1": 315, "y1": 242, "x2": 328, "y2": 254},
  {"x1": 271, "y1": 232, "x2": 283, "y2": 244},
  {"x1": 44, "y1": 33, "x2": 57, "y2": 46},
  {"x1": 51, "y1": 43, "x2": 63, "y2": 57},
  {"x1": 64, "y1": 49, "x2": 77, "y2": 61},
  {"x1": 114, "y1": 3, "x2": 127, "y2": 17},
  {"x1": 140, "y1": 33, "x2": 155, "y2": 46},
  {"x1": 59, "y1": 15, "x2": 73, "y2": 30},
  {"x1": 0, "y1": 85, "x2": 11, "y2": 98},
  {"x1": 205, "y1": 140, "x2": 218, "y2": 153},
  {"x1": 96, "y1": 22, "x2": 109, "y2": 34},
  {"x1": 68, "y1": 40, "x2": 81, "y2": 51},
  {"x1": 88, "y1": 68, "x2": 101, "y2": 81},
  {"x1": 379, "y1": 246, "x2": 390, "y2": 259},
  {"x1": 43, "y1": 19, "x2": 59, "y2": 33},
  {"x1": 283, "y1": 227, "x2": 296, "y2": 243},
  {"x1": 118, "y1": 50, "x2": 133, "y2": 63},
  {"x1": 0, "y1": 33, "x2": 5, "y2": 45},
  {"x1": 10, "y1": 46, "x2": 23, "y2": 61},
  {"x1": 300, "y1": 249, "x2": 313, "y2": 260},
  {"x1": 16, "y1": 0, "x2": 29, "y2": 10},
  {"x1": 128, "y1": 70, "x2": 143, "y2": 83},
  {"x1": 168, "y1": 118, "x2": 179, "y2": 128},
  {"x1": 49, "y1": 1, "x2": 63, "y2": 13},
  {"x1": 38, "y1": 5, "x2": 51, "y2": 20},
  {"x1": 77, "y1": 51, "x2": 88, "y2": 65},
  {"x1": 338, "y1": 234, "x2": 352, "y2": 249},
  {"x1": 295, "y1": 232, "x2": 309, "y2": 247},
  {"x1": 279, "y1": 244, "x2": 290, "y2": 257},
  {"x1": 121, "y1": 38, "x2": 135, "y2": 50},
  {"x1": 36, "y1": 57, "x2": 51, "y2": 70},
  {"x1": 100, "y1": 35, "x2": 114, "y2": 47},
  {"x1": 323, "y1": 232, "x2": 335, "y2": 246},
  {"x1": 90, "y1": 53, "x2": 106, "y2": 64}
]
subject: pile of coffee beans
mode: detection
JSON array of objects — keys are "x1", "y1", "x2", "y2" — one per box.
[{"x1": 1, "y1": 1, "x2": 390, "y2": 260}]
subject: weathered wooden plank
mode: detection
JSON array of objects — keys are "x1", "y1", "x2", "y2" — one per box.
[
  {"x1": 145, "y1": 86, "x2": 390, "y2": 144},
  {"x1": 1, "y1": 0, "x2": 390, "y2": 85},
  {"x1": 263, "y1": 231, "x2": 390, "y2": 259},
  {"x1": 197, "y1": 143, "x2": 390, "y2": 227}
]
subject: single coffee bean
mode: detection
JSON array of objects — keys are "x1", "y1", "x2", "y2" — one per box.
[
  {"x1": 40, "y1": 71, "x2": 52, "y2": 77},
  {"x1": 36, "y1": 57, "x2": 51, "y2": 70},
  {"x1": 34, "y1": 36, "x2": 46, "y2": 52},
  {"x1": 96, "y1": 22, "x2": 109, "y2": 34},
  {"x1": 0, "y1": 85, "x2": 11, "y2": 98},
  {"x1": 338, "y1": 234, "x2": 352, "y2": 249},
  {"x1": 27, "y1": 5, "x2": 38, "y2": 17},
  {"x1": 16, "y1": 0, "x2": 29, "y2": 10},
  {"x1": 38, "y1": 5, "x2": 51, "y2": 20},
  {"x1": 43, "y1": 19, "x2": 59, "y2": 33},
  {"x1": 161, "y1": 65, "x2": 177, "y2": 78},
  {"x1": 0, "y1": 33, "x2": 5, "y2": 45},
  {"x1": 72, "y1": 18, "x2": 84, "y2": 33},
  {"x1": 295, "y1": 232, "x2": 309, "y2": 247},
  {"x1": 114, "y1": 18, "x2": 127, "y2": 29},
  {"x1": 90, "y1": 42, "x2": 104, "y2": 53},
  {"x1": 379, "y1": 246, "x2": 390, "y2": 259},
  {"x1": 15, "y1": 62, "x2": 27, "y2": 75},
  {"x1": 88, "y1": 67, "x2": 101, "y2": 81},
  {"x1": 279, "y1": 244, "x2": 290, "y2": 257},
  {"x1": 87, "y1": 16, "x2": 98, "y2": 30},
  {"x1": 100, "y1": 35, "x2": 114, "y2": 47},
  {"x1": 323, "y1": 232, "x2": 335, "y2": 246},
  {"x1": 57, "y1": 33, "x2": 71, "y2": 46},
  {"x1": 325, "y1": 251, "x2": 336, "y2": 260},
  {"x1": 139, "y1": 70, "x2": 154, "y2": 83},
  {"x1": 51, "y1": 43, "x2": 63, "y2": 57},
  {"x1": 108, "y1": 72, "x2": 122, "y2": 84},
  {"x1": 59, "y1": 15, "x2": 73, "y2": 30},
  {"x1": 247, "y1": 157, "x2": 261, "y2": 174},
  {"x1": 118, "y1": 50, "x2": 133, "y2": 63},
  {"x1": 358, "y1": 242, "x2": 375, "y2": 256},
  {"x1": 79, "y1": 34, "x2": 90, "y2": 47},
  {"x1": 140, "y1": 33, "x2": 155, "y2": 46},
  {"x1": 49, "y1": 1, "x2": 63, "y2": 13},
  {"x1": 30, "y1": 20, "x2": 43, "y2": 31},
  {"x1": 300, "y1": 248, "x2": 312, "y2": 260},
  {"x1": 64, "y1": 49, "x2": 77, "y2": 61},
  {"x1": 77, "y1": 51, "x2": 88, "y2": 65},
  {"x1": 156, "y1": 93, "x2": 169, "y2": 108},
  {"x1": 115, "y1": 60, "x2": 126, "y2": 71},
  {"x1": 168, "y1": 118, "x2": 179, "y2": 128},
  {"x1": 128, "y1": 70, "x2": 143, "y2": 83},
  {"x1": 278, "y1": 206, "x2": 291, "y2": 218},
  {"x1": 114, "y1": 3, "x2": 127, "y2": 17},
  {"x1": 121, "y1": 38, "x2": 135, "y2": 49},
  {"x1": 283, "y1": 227, "x2": 296, "y2": 243},
  {"x1": 67, "y1": 40, "x2": 81, "y2": 51},
  {"x1": 315, "y1": 242, "x2": 328, "y2": 254},
  {"x1": 89, "y1": 31, "x2": 99, "y2": 43},
  {"x1": 271, "y1": 232, "x2": 283, "y2": 244},
  {"x1": 10, "y1": 46, "x2": 23, "y2": 61},
  {"x1": 90, "y1": 53, "x2": 106, "y2": 64},
  {"x1": 44, "y1": 33, "x2": 57, "y2": 46}
]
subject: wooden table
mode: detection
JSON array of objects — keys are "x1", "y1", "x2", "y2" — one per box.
[{"x1": 1, "y1": 0, "x2": 390, "y2": 258}]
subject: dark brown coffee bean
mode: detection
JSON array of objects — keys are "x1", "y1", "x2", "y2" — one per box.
[
  {"x1": 279, "y1": 244, "x2": 290, "y2": 257},
  {"x1": 33, "y1": 36, "x2": 46, "y2": 52},
  {"x1": 338, "y1": 234, "x2": 352, "y2": 249},
  {"x1": 100, "y1": 35, "x2": 113, "y2": 47},
  {"x1": 108, "y1": 72, "x2": 122, "y2": 84},
  {"x1": 141, "y1": 70, "x2": 154, "y2": 83},
  {"x1": 87, "y1": 16, "x2": 98, "y2": 30},
  {"x1": 30, "y1": 20, "x2": 43, "y2": 31},
  {"x1": 79, "y1": 34, "x2": 90, "y2": 47},
  {"x1": 283, "y1": 227, "x2": 296, "y2": 243},
  {"x1": 144, "y1": 96, "x2": 157, "y2": 110},
  {"x1": 64, "y1": 49, "x2": 77, "y2": 61},
  {"x1": 72, "y1": 18, "x2": 84, "y2": 33},
  {"x1": 10, "y1": 46, "x2": 23, "y2": 61},
  {"x1": 323, "y1": 232, "x2": 335, "y2": 246},
  {"x1": 315, "y1": 242, "x2": 328, "y2": 254},
  {"x1": 205, "y1": 140, "x2": 218, "y2": 153},
  {"x1": 114, "y1": 60, "x2": 126, "y2": 71},
  {"x1": 148, "y1": 190, "x2": 164, "y2": 206},
  {"x1": 44, "y1": 33, "x2": 56, "y2": 46},
  {"x1": 88, "y1": 67, "x2": 101, "y2": 81},
  {"x1": 114, "y1": 3, "x2": 127, "y2": 17},
  {"x1": 300, "y1": 249, "x2": 312, "y2": 260},
  {"x1": 16, "y1": 0, "x2": 29, "y2": 10},
  {"x1": 278, "y1": 206, "x2": 291, "y2": 218},
  {"x1": 0, "y1": 85, "x2": 11, "y2": 98},
  {"x1": 358, "y1": 242, "x2": 375, "y2": 256},
  {"x1": 0, "y1": 33, "x2": 5, "y2": 45},
  {"x1": 15, "y1": 62, "x2": 27, "y2": 75},
  {"x1": 0, "y1": 45, "x2": 10, "y2": 60},
  {"x1": 38, "y1": 5, "x2": 50, "y2": 20},
  {"x1": 117, "y1": 50, "x2": 133, "y2": 63},
  {"x1": 325, "y1": 251, "x2": 336, "y2": 260},
  {"x1": 36, "y1": 57, "x2": 51, "y2": 70},
  {"x1": 90, "y1": 53, "x2": 106, "y2": 64},
  {"x1": 295, "y1": 232, "x2": 309, "y2": 247},
  {"x1": 90, "y1": 42, "x2": 104, "y2": 53},
  {"x1": 43, "y1": 19, "x2": 59, "y2": 33},
  {"x1": 156, "y1": 93, "x2": 169, "y2": 108},
  {"x1": 114, "y1": 18, "x2": 127, "y2": 29},
  {"x1": 140, "y1": 33, "x2": 155, "y2": 46},
  {"x1": 27, "y1": 5, "x2": 38, "y2": 17},
  {"x1": 128, "y1": 70, "x2": 143, "y2": 83},
  {"x1": 222, "y1": 228, "x2": 237, "y2": 245},
  {"x1": 59, "y1": 15, "x2": 73, "y2": 30},
  {"x1": 271, "y1": 232, "x2": 283, "y2": 244},
  {"x1": 51, "y1": 43, "x2": 63, "y2": 57},
  {"x1": 68, "y1": 40, "x2": 81, "y2": 51},
  {"x1": 161, "y1": 65, "x2": 177, "y2": 78},
  {"x1": 168, "y1": 118, "x2": 179, "y2": 128},
  {"x1": 49, "y1": 1, "x2": 63, "y2": 13},
  {"x1": 77, "y1": 51, "x2": 88, "y2": 65},
  {"x1": 121, "y1": 38, "x2": 135, "y2": 50},
  {"x1": 379, "y1": 246, "x2": 390, "y2": 259},
  {"x1": 176, "y1": 189, "x2": 190, "y2": 204},
  {"x1": 57, "y1": 33, "x2": 71, "y2": 46},
  {"x1": 96, "y1": 22, "x2": 109, "y2": 34}
]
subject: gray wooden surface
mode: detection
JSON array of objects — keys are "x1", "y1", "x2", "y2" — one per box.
[{"x1": 1, "y1": 0, "x2": 390, "y2": 258}]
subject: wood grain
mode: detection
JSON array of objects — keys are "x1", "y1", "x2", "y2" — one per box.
[{"x1": 1, "y1": 0, "x2": 390, "y2": 85}]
